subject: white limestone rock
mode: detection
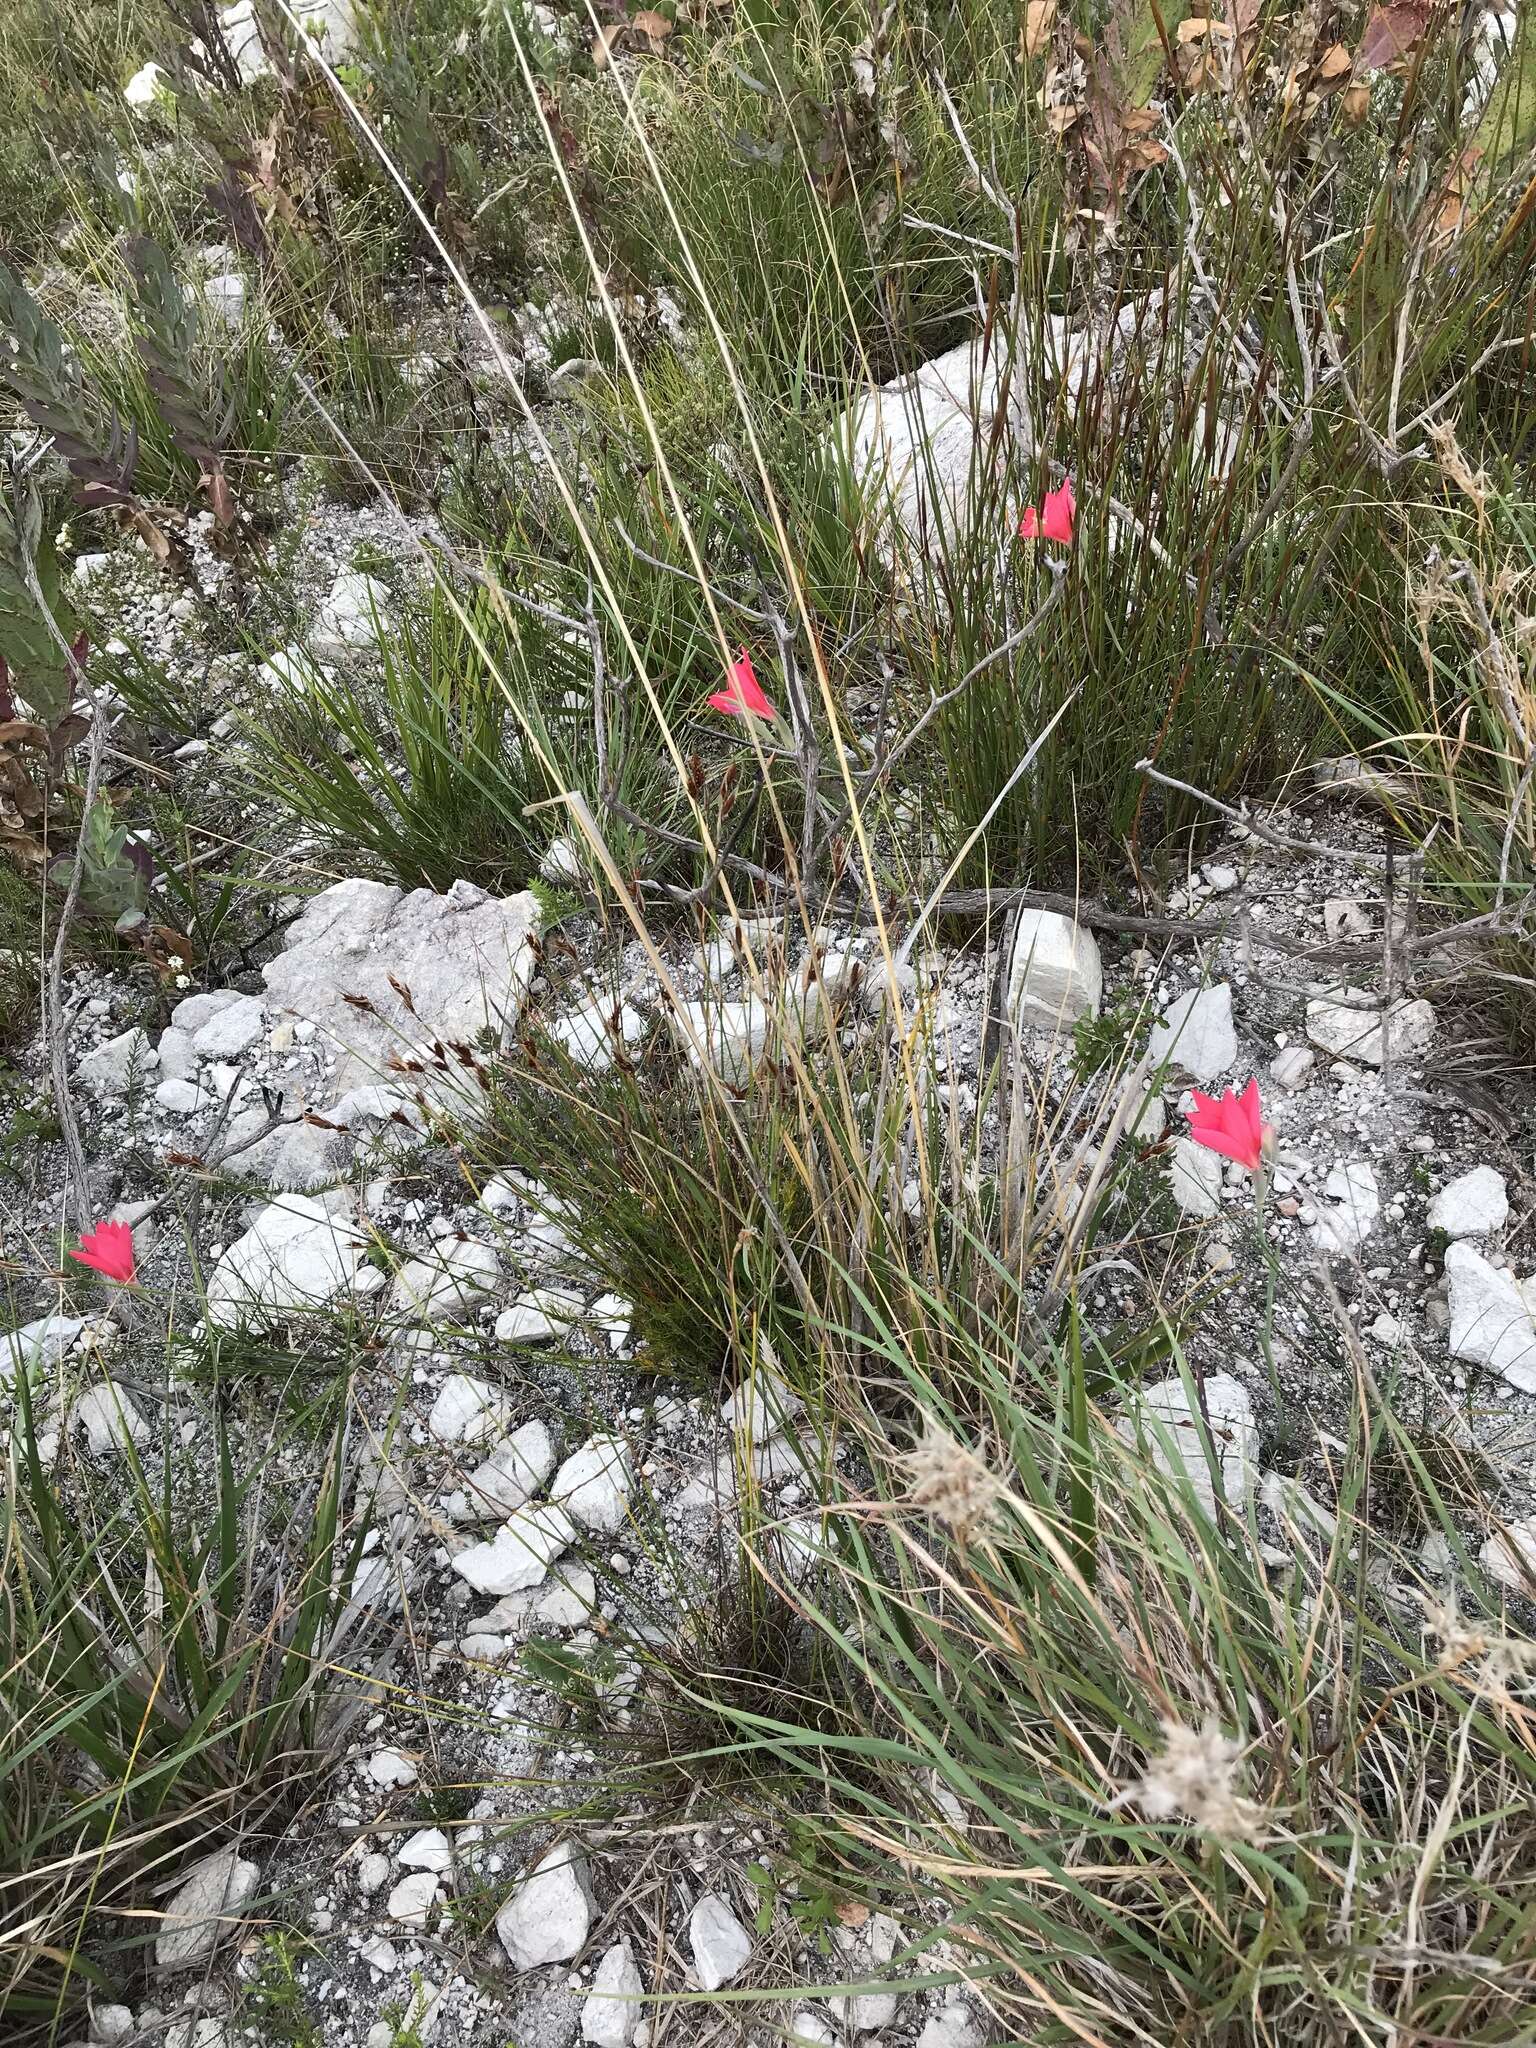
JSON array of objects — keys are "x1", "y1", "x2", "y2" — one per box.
[
  {"x1": 71, "y1": 1383, "x2": 150, "y2": 1457},
  {"x1": 496, "y1": 1288, "x2": 583, "y2": 1345},
  {"x1": 257, "y1": 643, "x2": 331, "y2": 700},
  {"x1": 581, "y1": 1941, "x2": 643, "y2": 2048},
  {"x1": 397, "y1": 1828, "x2": 453, "y2": 1874},
  {"x1": 123, "y1": 60, "x2": 167, "y2": 107},
  {"x1": 452, "y1": 1503, "x2": 578, "y2": 1596},
  {"x1": 2, "y1": 1314, "x2": 87, "y2": 1384},
  {"x1": 1118, "y1": 1371, "x2": 1257, "y2": 1516},
  {"x1": 457, "y1": 1421, "x2": 557, "y2": 1521},
  {"x1": 428, "y1": 1373, "x2": 512, "y2": 1446},
  {"x1": 204, "y1": 1193, "x2": 372, "y2": 1330},
  {"x1": 366, "y1": 1748, "x2": 417, "y2": 1789},
  {"x1": 1480, "y1": 1517, "x2": 1536, "y2": 1591},
  {"x1": 688, "y1": 1892, "x2": 752, "y2": 1990},
  {"x1": 1445, "y1": 1243, "x2": 1536, "y2": 1391},
  {"x1": 672, "y1": 995, "x2": 776, "y2": 1085},
  {"x1": 309, "y1": 571, "x2": 392, "y2": 662},
  {"x1": 155, "y1": 1847, "x2": 260, "y2": 1971},
  {"x1": 391, "y1": 1239, "x2": 500, "y2": 1322},
  {"x1": 840, "y1": 337, "x2": 1007, "y2": 550},
  {"x1": 1311, "y1": 1160, "x2": 1380, "y2": 1256},
  {"x1": 386, "y1": 1872, "x2": 439, "y2": 1926},
  {"x1": 548, "y1": 996, "x2": 646, "y2": 1072},
  {"x1": 156, "y1": 1026, "x2": 199, "y2": 1082},
  {"x1": 1167, "y1": 1136, "x2": 1223, "y2": 1219},
  {"x1": 1427, "y1": 1166, "x2": 1508, "y2": 1240},
  {"x1": 540, "y1": 834, "x2": 588, "y2": 889},
  {"x1": 1305, "y1": 990, "x2": 1436, "y2": 1067},
  {"x1": 552, "y1": 1435, "x2": 634, "y2": 1535},
  {"x1": 170, "y1": 990, "x2": 243, "y2": 1034},
  {"x1": 191, "y1": 995, "x2": 266, "y2": 1061},
  {"x1": 917, "y1": 2003, "x2": 986, "y2": 2048},
  {"x1": 1147, "y1": 984, "x2": 1236, "y2": 1082},
  {"x1": 200, "y1": 273, "x2": 246, "y2": 328},
  {"x1": 1269, "y1": 1045, "x2": 1315, "y2": 1091},
  {"x1": 722, "y1": 1363, "x2": 804, "y2": 1441},
  {"x1": 1006, "y1": 910, "x2": 1102, "y2": 1033},
  {"x1": 261, "y1": 877, "x2": 540, "y2": 1099},
  {"x1": 155, "y1": 1078, "x2": 205, "y2": 1115},
  {"x1": 496, "y1": 1842, "x2": 595, "y2": 1970},
  {"x1": 78, "y1": 1027, "x2": 157, "y2": 1096}
]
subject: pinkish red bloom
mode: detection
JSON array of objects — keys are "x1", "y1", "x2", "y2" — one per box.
[
  {"x1": 1186, "y1": 1080, "x2": 1271, "y2": 1174},
  {"x1": 69, "y1": 1220, "x2": 137, "y2": 1285},
  {"x1": 707, "y1": 650, "x2": 776, "y2": 722},
  {"x1": 1019, "y1": 476, "x2": 1076, "y2": 545}
]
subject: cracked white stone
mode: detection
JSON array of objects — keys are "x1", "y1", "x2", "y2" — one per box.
[
  {"x1": 452, "y1": 1503, "x2": 578, "y2": 1595},
  {"x1": 1480, "y1": 1517, "x2": 1536, "y2": 1591},
  {"x1": 156, "y1": 1847, "x2": 260, "y2": 1971},
  {"x1": 309, "y1": 570, "x2": 391, "y2": 662},
  {"x1": 1305, "y1": 990, "x2": 1435, "y2": 1067},
  {"x1": 386, "y1": 1871, "x2": 439, "y2": 1926},
  {"x1": 688, "y1": 1892, "x2": 753, "y2": 1990},
  {"x1": 552, "y1": 1435, "x2": 634, "y2": 1534},
  {"x1": 549, "y1": 996, "x2": 646, "y2": 1072},
  {"x1": 581, "y1": 1941, "x2": 643, "y2": 2048},
  {"x1": 428, "y1": 1373, "x2": 513, "y2": 1447},
  {"x1": 829, "y1": 1911, "x2": 902, "y2": 2032},
  {"x1": 78, "y1": 1027, "x2": 157, "y2": 1096},
  {"x1": 1427, "y1": 1166, "x2": 1508, "y2": 1240},
  {"x1": 1311, "y1": 1160, "x2": 1380, "y2": 1256},
  {"x1": 1006, "y1": 910, "x2": 1102, "y2": 1033},
  {"x1": 1167, "y1": 1136, "x2": 1223, "y2": 1219},
  {"x1": 365, "y1": 1748, "x2": 417, "y2": 1789},
  {"x1": 1147, "y1": 984, "x2": 1236, "y2": 1082},
  {"x1": 496, "y1": 1288, "x2": 583, "y2": 1345},
  {"x1": 397, "y1": 1827, "x2": 453, "y2": 1874},
  {"x1": 456, "y1": 1421, "x2": 557, "y2": 1521},
  {"x1": 205, "y1": 1193, "x2": 372, "y2": 1331},
  {"x1": 261, "y1": 876, "x2": 540, "y2": 1100},
  {"x1": 391, "y1": 1239, "x2": 500, "y2": 1322},
  {"x1": 71, "y1": 1383, "x2": 150, "y2": 1457},
  {"x1": 1445, "y1": 1243, "x2": 1536, "y2": 1391},
  {"x1": 1117, "y1": 1371, "x2": 1257, "y2": 1516},
  {"x1": 1269, "y1": 1045, "x2": 1315, "y2": 1091},
  {"x1": 496, "y1": 1842, "x2": 594, "y2": 1970}
]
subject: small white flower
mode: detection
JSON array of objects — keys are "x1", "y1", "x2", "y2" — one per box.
[{"x1": 1115, "y1": 1718, "x2": 1268, "y2": 1845}]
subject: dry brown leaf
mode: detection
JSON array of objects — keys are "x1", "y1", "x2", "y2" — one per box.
[
  {"x1": 1341, "y1": 79, "x2": 1371, "y2": 121},
  {"x1": 1177, "y1": 15, "x2": 1233, "y2": 40},
  {"x1": 1357, "y1": 1, "x2": 1433, "y2": 71},
  {"x1": 835, "y1": 1901, "x2": 870, "y2": 1927},
  {"x1": 592, "y1": 22, "x2": 626, "y2": 67},
  {"x1": 633, "y1": 8, "x2": 672, "y2": 43},
  {"x1": 1121, "y1": 137, "x2": 1171, "y2": 170},
  {"x1": 1121, "y1": 105, "x2": 1161, "y2": 134},
  {"x1": 1315, "y1": 42, "x2": 1353, "y2": 82},
  {"x1": 1024, "y1": 0, "x2": 1057, "y2": 60},
  {"x1": 1045, "y1": 102, "x2": 1080, "y2": 134}
]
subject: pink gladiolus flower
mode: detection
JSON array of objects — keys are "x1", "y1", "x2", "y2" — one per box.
[
  {"x1": 707, "y1": 650, "x2": 776, "y2": 722},
  {"x1": 1019, "y1": 476, "x2": 1076, "y2": 545},
  {"x1": 69, "y1": 1220, "x2": 137, "y2": 1284},
  {"x1": 1186, "y1": 1080, "x2": 1271, "y2": 1174}
]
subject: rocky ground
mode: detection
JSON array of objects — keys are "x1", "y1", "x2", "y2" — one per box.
[{"x1": 7, "y1": 521, "x2": 1536, "y2": 2042}]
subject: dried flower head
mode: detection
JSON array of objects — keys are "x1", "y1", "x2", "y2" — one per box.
[
  {"x1": 1425, "y1": 419, "x2": 1490, "y2": 519},
  {"x1": 899, "y1": 1417, "x2": 1006, "y2": 1548},
  {"x1": 1424, "y1": 1595, "x2": 1536, "y2": 1702},
  {"x1": 1117, "y1": 1717, "x2": 1268, "y2": 1845}
]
